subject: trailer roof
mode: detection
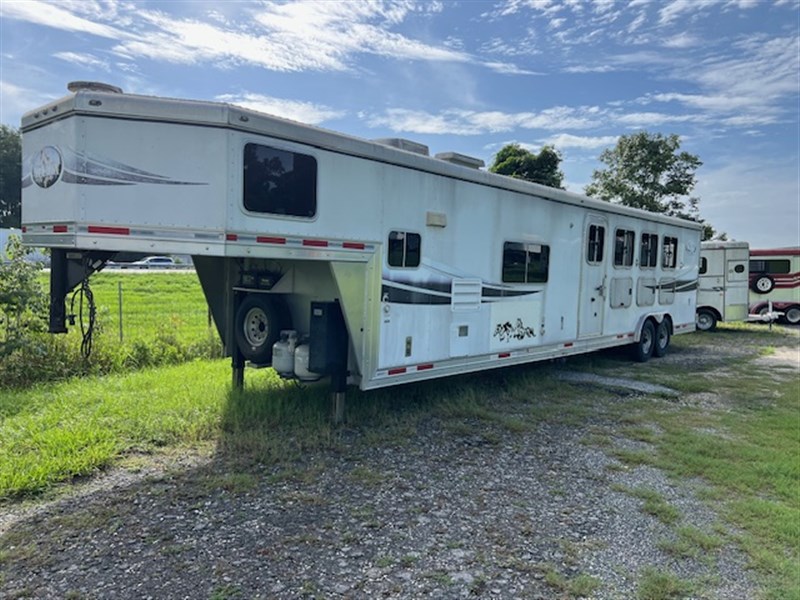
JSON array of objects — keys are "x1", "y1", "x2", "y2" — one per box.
[{"x1": 23, "y1": 87, "x2": 702, "y2": 231}]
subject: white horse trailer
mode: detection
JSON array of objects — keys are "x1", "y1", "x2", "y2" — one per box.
[
  {"x1": 696, "y1": 241, "x2": 750, "y2": 331},
  {"x1": 21, "y1": 83, "x2": 702, "y2": 395}
]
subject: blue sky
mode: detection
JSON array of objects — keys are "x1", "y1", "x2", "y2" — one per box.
[{"x1": 1, "y1": 0, "x2": 798, "y2": 248}]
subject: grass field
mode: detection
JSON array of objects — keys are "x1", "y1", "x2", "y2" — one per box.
[
  {"x1": 0, "y1": 315, "x2": 797, "y2": 598},
  {"x1": 58, "y1": 270, "x2": 213, "y2": 344},
  {"x1": 0, "y1": 271, "x2": 221, "y2": 388}
]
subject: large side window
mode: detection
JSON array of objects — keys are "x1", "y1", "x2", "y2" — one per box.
[
  {"x1": 662, "y1": 236, "x2": 678, "y2": 269},
  {"x1": 502, "y1": 242, "x2": 550, "y2": 283},
  {"x1": 388, "y1": 231, "x2": 421, "y2": 268},
  {"x1": 749, "y1": 259, "x2": 790, "y2": 274},
  {"x1": 640, "y1": 233, "x2": 658, "y2": 268},
  {"x1": 614, "y1": 229, "x2": 635, "y2": 267},
  {"x1": 587, "y1": 224, "x2": 605, "y2": 264},
  {"x1": 243, "y1": 143, "x2": 317, "y2": 217}
]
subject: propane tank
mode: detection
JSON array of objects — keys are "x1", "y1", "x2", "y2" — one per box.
[
  {"x1": 272, "y1": 330, "x2": 297, "y2": 376},
  {"x1": 294, "y1": 341, "x2": 322, "y2": 382}
]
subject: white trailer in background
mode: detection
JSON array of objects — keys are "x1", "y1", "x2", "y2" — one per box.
[
  {"x1": 696, "y1": 241, "x2": 750, "y2": 331},
  {"x1": 21, "y1": 83, "x2": 702, "y2": 400}
]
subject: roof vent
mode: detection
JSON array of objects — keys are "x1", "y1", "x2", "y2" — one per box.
[
  {"x1": 373, "y1": 138, "x2": 429, "y2": 156},
  {"x1": 67, "y1": 81, "x2": 123, "y2": 94},
  {"x1": 435, "y1": 152, "x2": 485, "y2": 169}
]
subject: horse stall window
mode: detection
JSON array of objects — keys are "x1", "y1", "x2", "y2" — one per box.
[
  {"x1": 614, "y1": 229, "x2": 635, "y2": 267},
  {"x1": 640, "y1": 233, "x2": 658, "y2": 268},
  {"x1": 662, "y1": 236, "x2": 678, "y2": 269}
]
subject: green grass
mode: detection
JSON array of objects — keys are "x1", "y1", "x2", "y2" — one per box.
[
  {"x1": 637, "y1": 567, "x2": 695, "y2": 600},
  {"x1": 0, "y1": 360, "x2": 229, "y2": 498},
  {"x1": 0, "y1": 321, "x2": 797, "y2": 599},
  {"x1": 84, "y1": 271, "x2": 211, "y2": 343}
]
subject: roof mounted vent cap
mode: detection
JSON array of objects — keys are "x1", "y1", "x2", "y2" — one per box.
[
  {"x1": 434, "y1": 152, "x2": 485, "y2": 169},
  {"x1": 67, "y1": 81, "x2": 123, "y2": 94},
  {"x1": 373, "y1": 138, "x2": 429, "y2": 156}
]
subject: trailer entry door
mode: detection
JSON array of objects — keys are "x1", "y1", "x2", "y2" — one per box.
[{"x1": 578, "y1": 215, "x2": 607, "y2": 338}]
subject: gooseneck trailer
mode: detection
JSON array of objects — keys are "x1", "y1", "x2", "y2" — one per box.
[{"x1": 21, "y1": 83, "x2": 702, "y2": 395}]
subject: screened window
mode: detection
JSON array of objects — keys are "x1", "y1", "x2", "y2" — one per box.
[
  {"x1": 640, "y1": 233, "x2": 658, "y2": 268},
  {"x1": 749, "y1": 259, "x2": 790, "y2": 274},
  {"x1": 243, "y1": 143, "x2": 317, "y2": 217},
  {"x1": 699, "y1": 257, "x2": 708, "y2": 275},
  {"x1": 614, "y1": 229, "x2": 635, "y2": 267},
  {"x1": 502, "y1": 242, "x2": 550, "y2": 283},
  {"x1": 388, "y1": 231, "x2": 421, "y2": 268},
  {"x1": 662, "y1": 236, "x2": 678, "y2": 269},
  {"x1": 586, "y1": 224, "x2": 605, "y2": 264}
]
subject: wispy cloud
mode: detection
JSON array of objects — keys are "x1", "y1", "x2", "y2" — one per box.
[
  {"x1": 215, "y1": 93, "x2": 345, "y2": 125},
  {"x1": 2, "y1": 0, "x2": 126, "y2": 38},
  {"x1": 53, "y1": 51, "x2": 110, "y2": 71},
  {"x1": 367, "y1": 106, "x2": 603, "y2": 135},
  {"x1": 541, "y1": 133, "x2": 618, "y2": 149}
]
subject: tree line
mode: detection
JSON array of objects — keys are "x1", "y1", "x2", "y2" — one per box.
[{"x1": 1, "y1": 125, "x2": 717, "y2": 238}]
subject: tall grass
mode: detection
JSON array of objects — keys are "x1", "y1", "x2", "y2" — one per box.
[{"x1": 1, "y1": 271, "x2": 221, "y2": 389}]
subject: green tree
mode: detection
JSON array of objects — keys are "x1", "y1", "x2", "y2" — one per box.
[
  {"x1": 585, "y1": 132, "x2": 719, "y2": 239},
  {"x1": 489, "y1": 143, "x2": 565, "y2": 189},
  {"x1": 0, "y1": 125, "x2": 22, "y2": 229}
]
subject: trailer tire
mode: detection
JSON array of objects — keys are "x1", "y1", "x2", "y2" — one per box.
[
  {"x1": 633, "y1": 320, "x2": 655, "y2": 363},
  {"x1": 235, "y1": 295, "x2": 284, "y2": 364},
  {"x1": 784, "y1": 306, "x2": 800, "y2": 325},
  {"x1": 751, "y1": 275, "x2": 774, "y2": 294},
  {"x1": 653, "y1": 319, "x2": 671, "y2": 358},
  {"x1": 695, "y1": 309, "x2": 717, "y2": 332}
]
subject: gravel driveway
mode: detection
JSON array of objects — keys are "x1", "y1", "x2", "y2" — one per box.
[{"x1": 2, "y1": 327, "x2": 797, "y2": 599}]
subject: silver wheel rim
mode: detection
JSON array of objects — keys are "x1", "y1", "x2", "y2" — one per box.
[
  {"x1": 243, "y1": 307, "x2": 269, "y2": 347},
  {"x1": 786, "y1": 308, "x2": 800, "y2": 324},
  {"x1": 657, "y1": 326, "x2": 668, "y2": 349},
  {"x1": 697, "y1": 313, "x2": 711, "y2": 330},
  {"x1": 642, "y1": 328, "x2": 653, "y2": 354},
  {"x1": 756, "y1": 277, "x2": 771, "y2": 292}
]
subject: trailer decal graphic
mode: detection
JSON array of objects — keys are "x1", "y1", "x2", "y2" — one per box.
[
  {"x1": 22, "y1": 146, "x2": 207, "y2": 188},
  {"x1": 494, "y1": 319, "x2": 536, "y2": 342}
]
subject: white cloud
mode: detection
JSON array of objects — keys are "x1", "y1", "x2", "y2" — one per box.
[
  {"x1": 215, "y1": 93, "x2": 345, "y2": 125},
  {"x1": 541, "y1": 133, "x2": 618, "y2": 149},
  {"x1": 367, "y1": 106, "x2": 604, "y2": 135},
  {"x1": 482, "y1": 62, "x2": 541, "y2": 76},
  {"x1": 2, "y1": 0, "x2": 126, "y2": 38},
  {"x1": 662, "y1": 33, "x2": 701, "y2": 49},
  {"x1": 53, "y1": 51, "x2": 110, "y2": 71}
]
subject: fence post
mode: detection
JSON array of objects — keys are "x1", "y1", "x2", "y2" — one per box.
[{"x1": 118, "y1": 281, "x2": 123, "y2": 343}]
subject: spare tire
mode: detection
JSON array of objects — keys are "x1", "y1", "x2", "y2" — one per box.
[
  {"x1": 751, "y1": 275, "x2": 774, "y2": 294},
  {"x1": 234, "y1": 295, "x2": 285, "y2": 364}
]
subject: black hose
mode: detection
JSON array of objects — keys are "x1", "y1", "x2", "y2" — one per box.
[{"x1": 69, "y1": 274, "x2": 96, "y2": 360}]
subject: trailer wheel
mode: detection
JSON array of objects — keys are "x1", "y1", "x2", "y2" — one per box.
[
  {"x1": 784, "y1": 306, "x2": 800, "y2": 325},
  {"x1": 653, "y1": 319, "x2": 671, "y2": 358},
  {"x1": 751, "y1": 275, "x2": 774, "y2": 294},
  {"x1": 235, "y1": 295, "x2": 283, "y2": 364},
  {"x1": 695, "y1": 309, "x2": 717, "y2": 332},
  {"x1": 633, "y1": 320, "x2": 655, "y2": 363}
]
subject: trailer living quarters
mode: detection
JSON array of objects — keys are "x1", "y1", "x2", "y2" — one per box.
[
  {"x1": 21, "y1": 84, "x2": 702, "y2": 391},
  {"x1": 748, "y1": 247, "x2": 800, "y2": 325}
]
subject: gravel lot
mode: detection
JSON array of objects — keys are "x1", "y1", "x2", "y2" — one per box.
[{"x1": 1, "y1": 327, "x2": 797, "y2": 599}]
